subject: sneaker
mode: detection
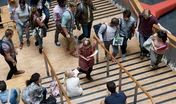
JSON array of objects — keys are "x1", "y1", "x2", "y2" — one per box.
[
  {"x1": 71, "y1": 52, "x2": 78, "y2": 58},
  {"x1": 39, "y1": 48, "x2": 42, "y2": 54},
  {"x1": 19, "y1": 42, "x2": 23, "y2": 49},
  {"x1": 14, "y1": 70, "x2": 25, "y2": 75},
  {"x1": 27, "y1": 39, "x2": 30, "y2": 47},
  {"x1": 146, "y1": 54, "x2": 150, "y2": 59},
  {"x1": 55, "y1": 42, "x2": 60, "y2": 47},
  {"x1": 121, "y1": 54, "x2": 126, "y2": 61},
  {"x1": 86, "y1": 76, "x2": 93, "y2": 81},
  {"x1": 74, "y1": 35, "x2": 78, "y2": 39},
  {"x1": 140, "y1": 53, "x2": 145, "y2": 60},
  {"x1": 150, "y1": 64, "x2": 158, "y2": 70}
]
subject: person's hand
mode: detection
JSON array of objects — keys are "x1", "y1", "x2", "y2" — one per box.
[
  {"x1": 66, "y1": 33, "x2": 70, "y2": 38},
  {"x1": 86, "y1": 57, "x2": 91, "y2": 61},
  {"x1": 13, "y1": 61, "x2": 17, "y2": 66}
]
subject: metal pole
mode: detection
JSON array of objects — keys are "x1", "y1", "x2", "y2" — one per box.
[
  {"x1": 107, "y1": 55, "x2": 109, "y2": 76},
  {"x1": 96, "y1": 43, "x2": 99, "y2": 64},
  {"x1": 50, "y1": 70, "x2": 54, "y2": 81},
  {"x1": 44, "y1": 57, "x2": 50, "y2": 77},
  {"x1": 134, "y1": 84, "x2": 138, "y2": 104},
  {"x1": 119, "y1": 68, "x2": 122, "y2": 92},
  {"x1": 59, "y1": 85, "x2": 64, "y2": 104}
]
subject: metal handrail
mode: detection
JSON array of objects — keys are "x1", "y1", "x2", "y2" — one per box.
[
  {"x1": 93, "y1": 36, "x2": 155, "y2": 104},
  {"x1": 42, "y1": 50, "x2": 71, "y2": 104}
]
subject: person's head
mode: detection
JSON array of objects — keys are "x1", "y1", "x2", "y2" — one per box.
[
  {"x1": 57, "y1": 0, "x2": 66, "y2": 7},
  {"x1": 106, "y1": 81, "x2": 116, "y2": 93},
  {"x1": 30, "y1": 5, "x2": 38, "y2": 15},
  {"x1": 26, "y1": 73, "x2": 41, "y2": 86},
  {"x1": 65, "y1": 69, "x2": 74, "y2": 78},
  {"x1": 8, "y1": 0, "x2": 18, "y2": 7},
  {"x1": 142, "y1": 9, "x2": 151, "y2": 19},
  {"x1": 5, "y1": 29, "x2": 14, "y2": 39},
  {"x1": 110, "y1": 18, "x2": 119, "y2": 27},
  {"x1": 19, "y1": 0, "x2": 26, "y2": 10},
  {"x1": 123, "y1": 10, "x2": 131, "y2": 21},
  {"x1": 82, "y1": 38, "x2": 91, "y2": 49},
  {"x1": 0, "y1": 80, "x2": 7, "y2": 92},
  {"x1": 68, "y1": 2, "x2": 77, "y2": 12},
  {"x1": 157, "y1": 30, "x2": 167, "y2": 43},
  {"x1": 84, "y1": 0, "x2": 91, "y2": 5}
]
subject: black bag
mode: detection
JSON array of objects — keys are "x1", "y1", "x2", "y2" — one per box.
[
  {"x1": 40, "y1": 96, "x2": 57, "y2": 104},
  {"x1": 93, "y1": 23, "x2": 107, "y2": 38}
]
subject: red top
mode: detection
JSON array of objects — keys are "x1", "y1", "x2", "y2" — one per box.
[{"x1": 78, "y1": 43, "x2": 96, "y2": 71}]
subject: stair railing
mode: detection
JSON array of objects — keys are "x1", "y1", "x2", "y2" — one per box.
[
  {"x1": 129, "y1": 0, "x2": 176, "y2": 71},
  {"x1": 42, "y1": 50, "x2": 71, "y2": 104},
  {"x1": 93, "y1": 36, "x2": 155, "y2": 104}
]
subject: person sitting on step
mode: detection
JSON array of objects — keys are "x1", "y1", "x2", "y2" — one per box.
[
  {"x1": 0, "y1": 80, "x2": 18, "y2": 104},
  {"x1": 63, "y1": 69, "x2": 83, "y2": 98}
]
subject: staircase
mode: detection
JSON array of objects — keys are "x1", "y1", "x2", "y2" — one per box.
[
  {"x1": 41, "y1": 51, "x2": 176, "y2": 104},
  {"x1": 42, "y1": 0, "x2": 176, "y2": 104},
  {"x1": 47, "y1": 0, "x2": 122, "y2": 32}
]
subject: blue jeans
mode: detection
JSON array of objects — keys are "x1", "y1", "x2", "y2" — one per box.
[
  {"x1": 16, "y1": 22, "x2": 30, "y2": 43},
  {"x1": 104, "y1": 40, "x2": 118, "y2": 57},
  {"x1": 139, "y1": 33, "x2": 150, "y2": 54},
  {"x1": 78, "y1": 21, "x2": 92, "y2": 40},
  {"x1": 42, "y1": 87, "x2": 47, "y2": 100}
]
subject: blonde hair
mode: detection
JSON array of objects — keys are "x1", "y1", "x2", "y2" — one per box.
[
  {"x1": 63, "y1": 69, "x2": 73, "y2": 86},
  {"x1": 142, "y1": 9, "x2": 151, "y2": 18}
]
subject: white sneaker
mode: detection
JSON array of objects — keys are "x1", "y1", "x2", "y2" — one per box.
[{"x1": 121, "y1": 54, "x2": 126, "y2": 61}]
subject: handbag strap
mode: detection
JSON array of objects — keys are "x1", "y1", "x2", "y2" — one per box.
[{"x1": 7, "y1": 89, "x2": 11, "y2": 103}]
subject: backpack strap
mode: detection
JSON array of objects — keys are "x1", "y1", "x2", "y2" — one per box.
[
  {"x1": 102, "y1": 23, "x2": 107, "y2": 35},
  {"x1": 7, "y1": 89, "x2": 11, "y2": 103},
  {"x1": 66, "y1": 10, "x2": 73, "y2": 31}
]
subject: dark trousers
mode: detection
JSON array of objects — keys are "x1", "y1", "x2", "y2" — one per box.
[
  {"x1": 5, "y1": 57, "x2": 18, "y2": 80},
  {"x1": 139, "y1": 33, "x2": 150, "y2": 55},
  {"x1": 78, "y1": 21, "x2": 92, "y2": 40},
  {"x1": 55, "y1": 25, "x2": 60, "y2": 42},
  {"x1": 104, "y1": 40, "x2": 118, "y2": 57},
  {"x1": 120, "y1": 37, "x2": 128, "y2": 54},
  {"x1": 0, "y1": 15, "x2": 3, "y2": 28},
  {"x1": 79, "y1": 67, "x2": 93, "y2": 78},
  {"x1": 38, "y1": 6, "x2": 50, "y2": 28}
]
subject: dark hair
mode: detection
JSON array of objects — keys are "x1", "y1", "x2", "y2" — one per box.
[
  {"x1": 19, "y1": 0, "x2": 25, "y2": 5},
  {"x1": 111, "y1": 18, "x2": 119, "y2": 26},
  {"x1": 123, "y1": 10, "x2": 131, "y2": 18},
  {"x1": 157, "y1": 30, "x2": 167, "y2": 43},
  {"x1": 26, "y1": 73, "x2": 40, "y2": 86},
  {"x1": 5, "y1": 29, "x2": 13, "y2": 37},
  {"x1": 57, "y1": 0, "x2": 64, "y2": 4},
  {"x1": 106, "y1": 81, "x2": 116, "y2": 93},
  {"x1": 0, "y1": 80, "x2": 7, "y2": 92}
]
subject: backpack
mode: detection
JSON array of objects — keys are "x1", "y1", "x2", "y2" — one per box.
[
  {"x1": 0, "y1": 38, "x2": 10, "y2": 56},
  {"x1": 49, "y1": 81, "x2": 60, "y2": 97},
  {"x1": 93, "y1": 23, "x2": 107, "y2": 38},
  {"x1": 40, "y1": 96, "x2": 56, "y2": 104}
]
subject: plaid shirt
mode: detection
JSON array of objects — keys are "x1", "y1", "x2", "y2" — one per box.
[{"x1": 78, "y1": 43, "x2": 96, "y2": 71}]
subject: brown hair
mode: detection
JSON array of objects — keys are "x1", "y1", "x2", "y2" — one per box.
[
  {"x1": 82, "y1": 38, "x2": 91, "y2": 47},
  {"x1": 142, "y1": 9, "x2": 151, "y2": 18},
  {"x1": 8, "y1": 0, "x2": 18, "y2": 8},
  {"x1": 5, "y1": 29, "x2": 14, "y2": 37}
]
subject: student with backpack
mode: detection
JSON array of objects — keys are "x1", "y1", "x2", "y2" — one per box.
[
  {"x1": 1, "y1": 29, "x2": 25, "y2": 80},
  {"x1": 98, "y1": 18, "x2": 119, "y2": 61}
]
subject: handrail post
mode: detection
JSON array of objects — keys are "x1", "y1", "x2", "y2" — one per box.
[
  {"x1": 50, "y1": 70, "x2": 54, "y2": 81},
  {"x1": 134, "y1": 84, "x2": 138, "y2": 104},
  {"x1": 44, "y1": 57, "x2": 50, "y2": 77},
  {"x1": 59, "y1": 85, "x2": 64, "y2": 104},
  {"x1": 96, "y1": 43, "x2": 99, "y2": 64},
  {"x1": 107, "y1": 55, "x2": 110, "y2": 76},
  {"x1": 119, "y1": 68, "x2": 122, "y2": 92}
]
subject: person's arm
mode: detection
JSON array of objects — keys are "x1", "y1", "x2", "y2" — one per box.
[
  {"x1": 157, "y1": 23, "x2": 171, "y2": 34},
  {"x1": 78, "y1": 46, "x2": 90, "y2": 61},
  {"x1": 98, "y1": 24, "x2": 106, "y2": 42},
  {"x1": 36, "y1": 17, "x2": 44, "y2": 27},
  {"x1": 10, "y1": 89, "x2": 18, "y2": 104},
  {"x1": 16, "y1": 10, "x2": 24, "y2": 26},
  {"x1": 7, "y1": 5, "x2": 15, "y2": 21},
  {"x1": 61, "y1": 13, "x2": 71, "y2": 38}
]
